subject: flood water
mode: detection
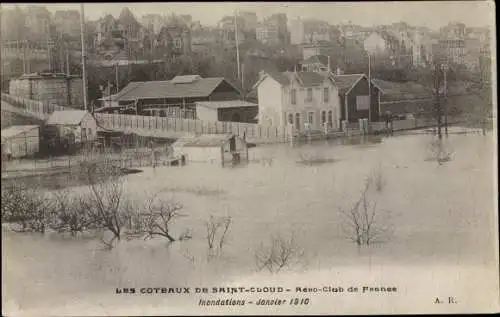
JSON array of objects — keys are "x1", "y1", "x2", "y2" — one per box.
[{"x1": 2, "y1": 130, "x2": 497, "y2": 315}]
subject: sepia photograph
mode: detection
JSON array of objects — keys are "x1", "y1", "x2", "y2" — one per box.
[{"x1": 1, "y1": 1, "x2": 498, "y2": 315}]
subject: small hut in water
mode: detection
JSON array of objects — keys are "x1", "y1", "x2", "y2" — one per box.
[{"x1": 172, "y1": 134, "x2": 249, "y2": 166}]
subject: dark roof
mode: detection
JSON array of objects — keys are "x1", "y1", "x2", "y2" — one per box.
[
  {"x1": 264, "y1": 71, "x2": 328, "y2": 87},
  {"x1": 113, "y1": 77, "x2": 239, "y2": 101},
  {"x1": 265, "y1": 72, "x2": 291, "y2": 86},
  {"x1": 46, "y1": 110, "x2": 92, "y2": 125},
  {"x1": 98, "y1": 81, "x2": 144, "y2": 101},
  {"x1": 296, "y1": 72, "x2": 327, "y2": 86},
  {"x1": 196, "y1": 100, "x2": 257, "y2": 109},
  {"x1": 331, "y1": 74, "x2": 365, "y2": 94},
  {"x1": 302, "y1": 55, "x2": 329, "y2": 66},
  {"x1": 246, "y1": 89, "x2": 258, "y2": 100}
]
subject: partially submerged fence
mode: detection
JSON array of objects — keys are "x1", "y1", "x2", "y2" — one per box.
[
  {"x1": 95, "y1": 113, "x2": 292, "y2": 142},
  {"x1": 95, "y1": 113, "x2": 447, "y2": 143}
]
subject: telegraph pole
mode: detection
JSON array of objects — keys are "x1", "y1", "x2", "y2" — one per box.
[
  {"x1": 46, "y1": 19, "x2": 52, "y2": 72},
  {"x1": 434, "y1": 62, "x2": 442, "y2": 140},
  {"x1": 80, "y1": 3, "x2": 88, "y2": 111},
  {"x1": 441, "y1": 63, "x2": 449, "y2": 136},
  {"x1": 368, "y1": 52, "x2": 372, "y2": 122},
  {"x1": 234, "y1": 9, "x2": 241, "y2": 82},
  {"x1": 115, "y1": 62, "x2": 119, "y2": 93}
]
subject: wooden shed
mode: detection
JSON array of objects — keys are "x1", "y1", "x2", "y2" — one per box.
[
  {"x1": 172, "y1": 134, "x2": 248, "y2": 166},
  {"x1": 1, "y1": 125, "x2": 40, "y2": 159}
]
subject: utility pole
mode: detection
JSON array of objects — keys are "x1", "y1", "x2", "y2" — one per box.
[
  {"x1": 234, "y1": 9, "x2": 241, "y2": 82},
  {"x1": 46, "y1": 19, "x2": 52, "y2": 72},
  {"x1": 434, "y1": 62, "x2": 442, "y2": 140},
  {"x1": 442, "y1": 63, "x2": 449, "y2": 136},
  {"x1": 115, "y1": 62, "x2": 119, "y2": 93},
  {"x1": 80, "y1": 3, "x2": 88, "y2": 111},
  {"x1": 66, "y1": 49, "x2": 70, "y2": 75},
  {"x1": 22, "y1": 40, "x2": 27, "y2": 74},
  {"x1": 368, "y1": 52, "x2": 372, "y2": 122}
]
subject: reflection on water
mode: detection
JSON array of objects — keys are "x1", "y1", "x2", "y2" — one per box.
[{"x1": 2, "y1": 133, "x2": 496, "y2": 312}]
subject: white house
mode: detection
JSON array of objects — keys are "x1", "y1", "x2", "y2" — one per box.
[
  {"x1": 253, "y1": 71, "x2": 342, "y2": 132},
  {"x1": 363, "y1": 31, "x2": 400, "y2": 57},
  {"x1": 46, "y1": 110, "x2": 98, "y2": 143}
]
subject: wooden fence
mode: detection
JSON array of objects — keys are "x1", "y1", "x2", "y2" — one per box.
[
  {"x1": 95, "y1": 113, "x2": 292, "y2": 142},
  {"x1": 1, "y1": 93, "x2": 68, "y2": 118},
  {"x1": 95, "y1": 113, "x2": 454, "y2": 143}
]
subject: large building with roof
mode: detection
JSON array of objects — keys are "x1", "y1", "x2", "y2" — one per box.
[{"x1": 95, "y1": 75, "x2": 242, "y2": 119}]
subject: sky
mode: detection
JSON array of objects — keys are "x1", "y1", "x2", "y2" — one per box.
[{"x1": 3, "y1": 1, "x2": 495, "y2": 30}]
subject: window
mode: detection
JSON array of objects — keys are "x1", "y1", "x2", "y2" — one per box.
[
  {"x1": 328, "y1": 110, "x2": 333, "y2": 127},
  {"x1": 321, "y1": 111, "x2": 326, "y2": 124},
  {"x1": 306, "y1": 88, "x2": 313, "y2": 102},
  {"x1": 308, "y1": 112, "x2": 314, "y2": 125},
  {"x1": 291, "y1": 89, "x2": 296, "y2": 105},
  {"x1": 174, "y1": 38, "x2": 181, "y2": 48},
  {"x1": 81, "y1": 128, "x2": 87, "y2": 140},
  {"x1": 88, "y1": 128, "x2": 92, "y2": 138},
  {"x1": 295, "y1": 113, "x2": 301, "y2": 130},
  {"x1": 323, "y1": 87, "x2": 329, "y2": 103},
  {"x1": 356, "y1": 95, "x2": 370, "y2": 111},
  {"x1": 288, "y1": 113, "x2": 294, "y2": 125}
]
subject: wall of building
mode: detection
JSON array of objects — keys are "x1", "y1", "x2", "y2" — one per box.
[
  {"x1": 81, "y1": 113, "x2": 98, "y2": 141},
  {"x1": 2, "y1": 127, "x2": 40, "y2": 158},
  {"x1": 257, "y1": 76, "x2": 283, "y2": 126},
  {"x1": 218, "y1": 106, "x2": 259, "y2": 123},
  {"x1": 9, "y1": 76, "x2": 83, "y2": 107},
  {"x1": 174, "y1": 146, "x2": 222, "y2": 163},
  {"x1": 196, "y1": 106, "x2": 219, "y2": 121},
  {"x1": 342, "y1": 77, "x2": 380, "y2": 123},
  {"x1": 364, "y1": 33, "x2": 389, "y2": 54},
  {"x1": 281, "y1": 78, "x2": 341, "y2": 131}
]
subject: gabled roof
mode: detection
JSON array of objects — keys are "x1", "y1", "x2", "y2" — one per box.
[
  {"x1": 265, "y1": 71, "x2": 292, "y2": 86},
  {"x1": 1, "y1": 125, "x2": 39, "y2": 142},
  {"x1": 256, "y1": 71, "x2": 330, "y2": 89},
  {"x1": 98, "y1": 82, "x2": 144, "y2": 101},
  {"x1": 173, "y1": 134, "x2": 236, "y2": 148},
  {"x1": 331, "y1": 73, "x2": 383, "y2": 95},
  {"x1": 331, "y1": 74, "x2": 365, "y2": 94},
  {"x1": 46, "y1": 110, "x2": 92, "y2": 125},
  {"x1": 296, "y1": 72, "x2": 328, "y2": 86},
  {"x1": 113, "y1": 77, "x2": 239, "y2": 101}
]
